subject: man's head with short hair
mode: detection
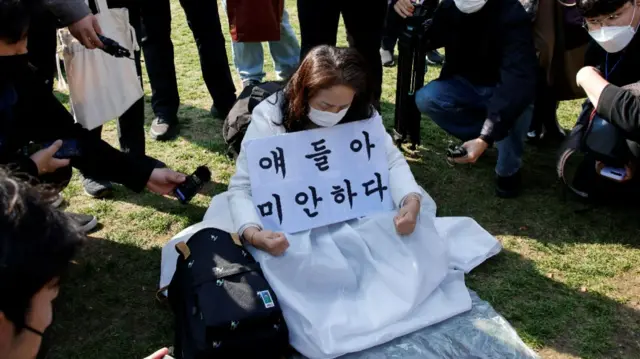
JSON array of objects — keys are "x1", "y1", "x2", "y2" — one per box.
[
  {"x1": 578, "y1": 0, "x2": 639, "y2": 28},
  {"x1": 0, "y1": 0, "x2": 30, "y2": 55},
  {"x1": 0, "y1": 169, "x2": 84, "y2": 359}
]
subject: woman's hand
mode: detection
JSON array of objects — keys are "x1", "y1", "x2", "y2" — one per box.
[
  {"x1": 245, "y1": 228, "x2": 289, "y2": 256},
  {"x1": 394, "y1": 197, "x2": 420, "y2": 236},
  {"x1": 394, "y1": 0, "x2": 415, "y2": 18}
]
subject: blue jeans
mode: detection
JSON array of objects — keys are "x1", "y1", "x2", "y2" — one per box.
[
  {"x1": 416, "y1": 76, "x2": 533, "y2": 177},
  {"x1": 221, "y1": 0, "x2": 300, "y2": 84}
]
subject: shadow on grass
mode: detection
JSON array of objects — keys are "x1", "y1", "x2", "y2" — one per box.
[
  {"x1": 44, "y1": 236, "x2": 173, "y2": 359},
  {"x1": 470, "y1": 250, "x2": 640, "y2": 358},
  {"x1": 42, "y1": 236, "x2": 639, "y2": 359}
]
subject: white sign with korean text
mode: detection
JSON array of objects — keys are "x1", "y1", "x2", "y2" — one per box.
[{"x1": 246, "y1": 115, "x2": 394, "y2": 233}]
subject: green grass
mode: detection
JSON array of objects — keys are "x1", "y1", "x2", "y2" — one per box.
[{"x1": 48, "y1": 1, "x2": 640, "y2": 358}]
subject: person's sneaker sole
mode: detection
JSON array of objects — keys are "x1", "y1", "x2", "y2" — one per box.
[
  {"x1": 51, "y1": 194, "x2": 64, "y2": 208},
  {"x1": 83, "y1": 187, "x2": 113, "y2": 199},
  {"x1": 150, "y1": 125, "x2": 178, "y2": 141},
  {"x1": 78, "y1": 216, "x2": 99, "y2": 234}
]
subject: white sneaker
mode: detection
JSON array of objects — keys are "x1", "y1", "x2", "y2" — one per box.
[{"x1": 51, "y1": 193, "x2": 64, "y2": 208}]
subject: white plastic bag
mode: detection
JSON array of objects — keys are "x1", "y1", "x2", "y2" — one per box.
[{"x1": 57, "y1": 0, "x2": 142, "y2": 130}]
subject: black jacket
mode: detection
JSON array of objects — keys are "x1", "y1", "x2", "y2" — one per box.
[
  {"x1": 585, "y1": 33, "x2": 640, "y2": 143},
  {"x1": 0, "y1": 58, "x2": 155, "y2": 191},
  {"x1": 424, "y1": 0, "x2": 537, "y2": 144}
]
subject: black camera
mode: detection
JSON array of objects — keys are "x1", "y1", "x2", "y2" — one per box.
[
  {"x1": 447, "y1": 144, "x2": 468, "y2": 159},
  {"x1": 97, "y1": 34, "x2": 131, "y2": 58},
  {"x1": 174, "y1": 166, "x2": 212, "y2": 204}
]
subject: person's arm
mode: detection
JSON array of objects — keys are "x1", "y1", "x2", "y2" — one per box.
[
  {"x1": 576, "y1": 66, "x2": 640, "y2": 140},
  {"x1": 380, "y1": 117, "x2": 422, "y2": 207},
  {"x1": 43, "y1": 0, "x2": 104, "y2": 48},
  {"x1": 43, "y1": 0, "x2": 91, "y2": 26},
  {"x1": 379, "y1": 114, "x2": 422, "y2": 236},
  {"x1": 597, "y1": 85, "x2": 640, "y2": 140},
  {"x1": 480, "y1": 11, "x2": 537, "y2": 145},
  {"x1": 35, "y1": 83, "x2": 156, "y2": 192},
  {"x1": 228, "y1": 102, "x2": 289, "y2": 255},
  {"x1": 0, "y1": 152, "x2": 39, "y2": 177}
]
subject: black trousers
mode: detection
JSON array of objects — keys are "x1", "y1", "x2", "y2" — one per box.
[
  {"x1": 139, "y1": 0, "x2": 237, "y2": 122},
  {"x1": 27, "y1": 10, "x2": 58, "y2": 92},
  {"x1": 381, "y1": 0, "x2": 399, "y2": 52},
  {"x1": 297, "y1": 0, "x2": 387, "y2": 105},
  {"x1": 26, "y1": 5, "x2": 146, "y2": 158}
]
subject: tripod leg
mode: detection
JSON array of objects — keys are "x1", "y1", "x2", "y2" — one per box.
[
  {"x1": 407, "y1": 40, "x2": 428, "y2": 147},
  {"x1": 394, "y1": 37, "x2": 412, "y2": 145}
]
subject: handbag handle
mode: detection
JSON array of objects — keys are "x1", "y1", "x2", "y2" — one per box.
[{"x1": 85, "y1": 0, "x2": 110, "y2": 14}]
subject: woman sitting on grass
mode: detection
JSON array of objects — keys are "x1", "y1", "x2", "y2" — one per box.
[
  {"x1": 230, "y1": 45, "x2": 424, "y2": 254},
  {"x1": 226, "y1": 45, "x2": 456, "y2": 358}
]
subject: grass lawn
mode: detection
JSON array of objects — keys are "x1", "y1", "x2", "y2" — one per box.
[{"x1": 47, "y1": 1, "x2": 640, "y2": 358}]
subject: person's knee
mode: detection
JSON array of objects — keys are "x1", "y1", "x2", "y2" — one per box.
[{"x1": 415, "y1": 82, "x2": 442, "y2": 115}]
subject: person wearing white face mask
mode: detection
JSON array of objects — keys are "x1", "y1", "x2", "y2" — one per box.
[
  {"x1": 570, "y1": 0, "x2": 640, "y2": 187},
  {"x1": 576, "y1": 0, "x2": 640, "y2": 138},
  {"x1": 394, "y1": 0, "x2": 537, "y2": 198},
  {"x1": 228, "y1": 45, "x2": 423, "y2": 256}
]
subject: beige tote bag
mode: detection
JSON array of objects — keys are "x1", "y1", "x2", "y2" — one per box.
[{"x1": 57, "y1": 0, "x2": 143, "y2": 130}]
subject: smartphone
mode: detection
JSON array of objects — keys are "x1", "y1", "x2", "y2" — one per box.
[
  {"x1": 43, "y1": 139, "x2": 81, "y2": 159},
  {"x1": 600, "y1": 166, "x2": 626, "y2": 181}
]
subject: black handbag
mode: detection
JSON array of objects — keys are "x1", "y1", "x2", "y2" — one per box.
[{"x1": 168, "y1": 228, "x2": 289, "y2": 359}]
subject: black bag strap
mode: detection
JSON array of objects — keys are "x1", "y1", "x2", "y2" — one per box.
[{"x1": 192, "y1": 262, "x2": 262, "y2": 287}]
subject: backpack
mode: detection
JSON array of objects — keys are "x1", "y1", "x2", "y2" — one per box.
[
  {"x1": 223, "y1": 81, "x2": 284, "y2": 158},
  {"x1": 168, "y1": 227, "x2": 290, "y2": 359}
]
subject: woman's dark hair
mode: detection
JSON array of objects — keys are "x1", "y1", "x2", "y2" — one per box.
[
  {"x1": 0, "y1": 0, "x2": 30, "y2": 44},
  {"x1": 0, "y1": 168, "x2": 83, "y2": 334},
  {"x1": 279, "y1": 45, "x2": 374, "y2": 132},
  {"x1": 577, "y1": 0, "x2": 633, "y2": 18}
]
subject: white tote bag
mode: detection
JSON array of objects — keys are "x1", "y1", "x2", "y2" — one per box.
[{"x1": 57, "y1": 0, "x2": 143, "y2": 130}]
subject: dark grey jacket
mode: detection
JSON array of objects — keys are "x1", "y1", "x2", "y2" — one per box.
[{"x1": 43, "y1": 0, "x2": 91, "y2": 26}]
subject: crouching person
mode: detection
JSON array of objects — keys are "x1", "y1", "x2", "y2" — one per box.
[
  {"x1": 564, "y1": 0, "x2": 640, "y2": 198},
  {"x1": 0, "y1": 0, "x2": 186, "y2": 232},
  {"x1": 394, "y1": 0, "x2": 537, "y2": 198}
]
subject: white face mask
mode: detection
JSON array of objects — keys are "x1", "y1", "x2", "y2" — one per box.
[
  {"x1": 308, "y1": 106, "x2": 350, "y2": 127},
  {"x1": 454, "y1": 0, "x2": 487, "y2": 14},
  {"x1": 589, "y1": 5, "x2": 639, "y2": 53}
]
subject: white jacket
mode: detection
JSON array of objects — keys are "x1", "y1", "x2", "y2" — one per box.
[{"x1": 228, "y1": 93, "x2": 423, "y2": 235}]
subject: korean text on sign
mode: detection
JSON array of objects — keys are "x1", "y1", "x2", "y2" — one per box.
[{"x1": 245, "y1": 115, "x2": 394, "y2": 233}]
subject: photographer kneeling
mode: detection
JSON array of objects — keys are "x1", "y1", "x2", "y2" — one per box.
[
  {"x1": 394, "y1": 0, "x2": 537, "y2": 198},
  {"x1": 0, "y1": 0, "x2": 185, "y2": 232},
  {"x1": 568, "y1": 0, "x2": 640, "y2": 195}
]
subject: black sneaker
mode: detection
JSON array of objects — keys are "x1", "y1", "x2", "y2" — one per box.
[
  {"x1": 67, "y1": 212, "x2": 98, "y2": 233},
  {"x1": 495, "y1": 170, "x2": 522, "y2": 198},
  {"x1": 242, "y1": 79, "x2": 261, "y2": 89},
  {"x1": 426, "y1": 49, "x2": 445, "y2": 66},
  {"x1": 210, "y1": 105, "x2": 231, "y2": 120},
  {"x1": 82, "y1": 177, "x2": 113, "y2": 199},
  {"x1": 380, "y1": 48, "x2": 395, "y2": 67},
  {"x1": 150, "y1": 117, "x2": 178, "y2": 141}
]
